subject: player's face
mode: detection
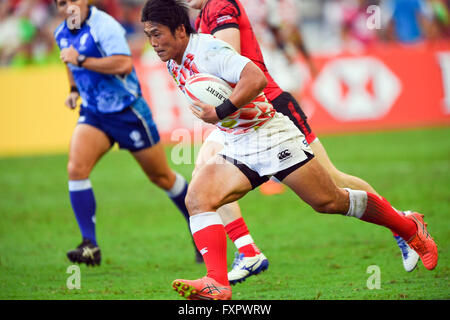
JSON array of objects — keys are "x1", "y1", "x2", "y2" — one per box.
[
  {"x1": 186, "y1": 0, "x2": 206, "y2": 10},
  {"x1": 56, "y1": 0, "x2": 89, "y2": 26},
  {"x1": 143, "y1": 22, "x2": 188, "y2": 64}
]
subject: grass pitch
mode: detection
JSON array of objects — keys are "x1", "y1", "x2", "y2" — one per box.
[{"x1": 0, "y1": 127, "x2": 449, "y2": 300}]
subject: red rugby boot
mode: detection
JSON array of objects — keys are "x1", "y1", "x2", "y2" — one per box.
[{"x1": 172, "y1": 276, "x2": 232, "y2": 300}]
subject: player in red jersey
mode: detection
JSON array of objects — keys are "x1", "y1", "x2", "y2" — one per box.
[{"x1": 187, "y1": 0, "x2": 421, "y2": 282}]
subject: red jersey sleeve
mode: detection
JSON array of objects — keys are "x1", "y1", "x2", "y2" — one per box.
[{"x1": 199, "y1": 0, "x2": 240, "y2": 34}]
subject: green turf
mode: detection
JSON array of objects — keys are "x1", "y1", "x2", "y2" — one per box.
[{"x1": 0, "y1": 127, "x2": 449, "y2": 300}]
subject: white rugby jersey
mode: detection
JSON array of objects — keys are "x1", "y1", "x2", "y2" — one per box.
[{"x1": 167, "y1": 33, "x2": 275, "y2": 134}]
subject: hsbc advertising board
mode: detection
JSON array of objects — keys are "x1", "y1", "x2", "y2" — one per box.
[
  {"x1": 312, "y1": 56, "x2": 401, "y2": 121},
  {"x1": 135, "y1": 41, "x2": 450, "y2": 142}
]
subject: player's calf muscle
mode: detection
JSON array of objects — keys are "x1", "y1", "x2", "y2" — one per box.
[
  {"x1": 147, "y1": 171, "x2": 174, "y2": 190},
  {"x1": 309, "y1": 189, "x2": 348, "y2": 214},
  {"x1": 283, "y1": 160, "x2": 350, "y2": 215}
]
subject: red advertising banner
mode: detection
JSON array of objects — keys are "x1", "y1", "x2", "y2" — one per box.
[{"x1": 135, "y1": 40, "x2": 450, "y2": 142}]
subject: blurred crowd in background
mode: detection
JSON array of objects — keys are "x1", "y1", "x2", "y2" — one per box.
[{"x1": 0, "y1": 0, "x2": 449, "y2": 67}]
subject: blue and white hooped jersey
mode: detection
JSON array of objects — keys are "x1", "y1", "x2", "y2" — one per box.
[{"x1": 54, "y1": 6, "x2": 141, "y2": 113}]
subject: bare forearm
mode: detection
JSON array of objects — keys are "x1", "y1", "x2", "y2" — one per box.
[
  {"x1": 190, "y1": 63, "x2": 267, "y2": 123},
  {"x1": 229, "y1": 62, "x2": 267, "y2": 108},
  {"x1": 60, "y1": 46, "x2": 133, "y2": 75},
  {"x1": 82, "y1": 55, "x2": 133, "y2": 75},
  {"x1": 66, "y1": 66, "x2": 76, "y2": 87}
]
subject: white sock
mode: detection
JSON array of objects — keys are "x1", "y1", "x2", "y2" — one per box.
[
  {"x1": 234, "y1": 234, "x2": 255, "y2": 250},
  {"x1": 344, "y1": 188, "x2": 368, "y2": 219},
  {"x1": 189, "y1": 212, "x2": 223, "y2": 235},
  {"x1": 68, "y1": 179, "x2": 92, "y2": 191},
  {"x1": 166, "y1": 172, "x2": 186, "y2": 197}
]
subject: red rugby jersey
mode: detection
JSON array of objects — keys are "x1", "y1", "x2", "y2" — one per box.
[{"x1": 195, "y1": 0, "x2": 283, "y2": 102}]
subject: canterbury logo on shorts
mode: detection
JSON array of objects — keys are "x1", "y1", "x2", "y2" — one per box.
[{"x1": 278, "y1": 149, "x2": 292, "y2": 161}]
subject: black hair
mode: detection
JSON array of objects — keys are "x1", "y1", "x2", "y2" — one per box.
[{"x1": 141, "y1": 0, "x2": 195, "y2": 35}]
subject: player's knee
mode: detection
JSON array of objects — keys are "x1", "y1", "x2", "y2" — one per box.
[
  {"x1": 185, "y1": 189, "x2": 201, "y2": 214},
  {"x1": 185, "y1": 187, "x2": 217, "y2": 214},
  {"x1": 67, "y1": 161, "x2": 91, "y2": 180}
]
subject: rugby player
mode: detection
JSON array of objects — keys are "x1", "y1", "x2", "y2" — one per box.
[
  {"x1": 141, "y1": 0, "x2": 438, "y2": 300},
  {"x1": 186, "y1": 0, "x2": 421, "y2": 281}
]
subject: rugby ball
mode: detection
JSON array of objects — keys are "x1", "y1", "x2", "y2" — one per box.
[{"x1": 184, "y1": 73, "x2": 233, "y2": 108}]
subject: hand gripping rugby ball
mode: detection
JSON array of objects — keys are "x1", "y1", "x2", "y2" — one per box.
[{"x1": 185, "y1": 73, "x2": 233, "y2": 107}]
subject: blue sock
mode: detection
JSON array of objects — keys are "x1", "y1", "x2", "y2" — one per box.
[
  {"x1": 69, "y1": 179, "x2": 97, "y2": 246},
  {"x1": 166, "y1": 172, "x2": 190, "y2": 223}
]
